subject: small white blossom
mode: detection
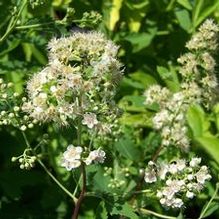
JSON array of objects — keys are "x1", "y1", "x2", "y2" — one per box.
[
  {"x1": 85, "y1": 148, "x2": 106, "y2": 165},
  {"x1": 82, "y1": 113, "x2": 98, "y2": 129},
  {"x1": 189, "y1": 157, "x2": 201, "y2": 167},
  {"x1": 144, "y1": 169, "x2": 157, "y2": 183},
  {"x1": 186, "y1": 191, "x2": 194, "y2": 199},
  {"x1": 61, "y1": 145, "x2": 83, "y2": 171}
]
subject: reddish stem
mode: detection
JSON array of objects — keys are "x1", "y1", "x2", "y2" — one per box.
[{"x1": 71, "y1": 164, "x2": 86, "y2": 219}]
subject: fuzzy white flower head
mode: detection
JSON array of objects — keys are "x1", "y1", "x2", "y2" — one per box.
[
  {"x1": 23, "y1": 31, "x2": 122, "y2": 126},
  {"x1": 61, "y1": 145, "x2": 83, "y2": 170},
  {"x1": 144, "y1": 85, "x2": 170, "y2": 106},
  {"x1": 82, "y1": 113, "x2": 98, "y2": 129},
  {"x1": 85, "y1": 148, "x2": 106, "y2": 165}
]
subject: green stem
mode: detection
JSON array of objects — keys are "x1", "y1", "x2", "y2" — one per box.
[
  {"x1": 0, "y1": 0, "x2": 28, "y2": 43},
  {"x1": 15, "y1": 22, "x2": 55, "y2": 30},
  {"x1": 37, "y1": 159, "x2": 77, "y2": 203},
  {"x1": 139, "y1": 208, "x2": 177, "y2": 219},
  {"x1": 21, "y1": 131, "x2": 77, "y2": 203},
  {"x1": 198, "y1": 183, "x2": 219, "y2": 219}
]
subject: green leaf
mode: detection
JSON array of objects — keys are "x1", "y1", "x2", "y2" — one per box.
[
  {"x1": 177, "y1": 0, "x2": 193, "y2": 10},
  {"x1": 121, "y1": 77, "x2": 145, "y2": 90},
  {"x1": 175, "y1": 9, "x2": 192, "y2": 32},
  {"x1": 156, "y1": 66, "x2": 179, "y2": 91},
  {"x1": 193, "y1": 0, "x2": 204, "y2": 26},
  {"x1": 115, "y1": 136, "x2": 140, "y2": 161},
  {"x1": 195, "y1": 1, "x2": 219, "y2": 27},
  {"x1": 93, "y1": 168, "x2": 111, "y2": 192},
  {"x1": 119, "y1": 95, "x2": 146, "y2": 112},
  {"x1": 96, "y1": 201, "x2": 108, "y2": 219},
  {"x1": 125, "y1": 27, "x2": 157, "y2": 52},
  {"x1": 119, "y1": 112, "x2": 152, "y2": 127},
  {"x1": 129, "y1": 71, "x2": 157, "y2": 88},
  {"x1": 111, "y1": 202, "x2": 139, "y2": 219},
  {"x1": 187, "y1": 105, "x2": 209, "y2": 137},
  {"x1": 197, "y1": 136, "x2": 219, "y2": 164},
  {"x1": 200, "y1": 202, "x2": 219, "y2": 218},
  {"x1": 0, "y1": 39, "x2": 21, "y2": 57}
]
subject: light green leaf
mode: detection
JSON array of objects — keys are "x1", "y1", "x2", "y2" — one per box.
[
  {"x1": 187, "y1": 105, "x2": 209, "y2": 137},
  {"x1": 175, "y1": 9, "x2": 192, "y2": 32},
  {"x1": 195, "y1": 1, "x2": 219, "y2": 27},
  {"x1": 119, "y1": 113, "x2": 152, "y2": 127},
  {"x1": 197, "y1": 136, "x2": 219, "y2": 164},
  {"x1": 177, "y1": 0, "x2": 193, "y2": 10},
  {"x1": 193, "y1": 0, "x2": 204, "y2": 26},
  {"x1": 129, "y1": 71, "x2": 157, "y2": 88},
  {"x1": 156, "y1": 66, "x2": 179, "y2": 92}
]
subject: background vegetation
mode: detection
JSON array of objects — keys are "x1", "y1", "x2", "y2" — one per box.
[{"x1": 1, "y1": 0, "x2": 219, "y2": 218}]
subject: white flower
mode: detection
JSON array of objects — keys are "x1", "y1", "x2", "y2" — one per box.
[
  {"x1": 82, "y1": 113, "x2": 98, "y2": 129},
  {"x1": 195, "y1": 165, "x2": 211, "y2": 184},
  {"x1": 189, "y1": 157, "x2": 201, "y2": 167},
  {"x1": 173, "y1": 198, "x2": 184, "y2": 208},
  {"x1": 84, "y1": 148, "x2": 106, "y2": 165},
  {"x1": 186, "y1": 191, "x2": 194, "y2": 199},
  {"x1": 158, "y1": 163, "x2": 169, "y2": 180},
  {"x1": 61, "y1": 145, "x2": 83, "y2": 170},
  {"x1": 144, "y1": 169, "x2": 157, "y2": 183}
]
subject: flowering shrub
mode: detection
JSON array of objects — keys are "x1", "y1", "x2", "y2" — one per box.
[{"x1": 1, "y1": 1, "x2": 219, "y2": 219}]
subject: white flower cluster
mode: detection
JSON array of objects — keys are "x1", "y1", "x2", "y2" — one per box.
[
  {"x1": 150, "y1": 92, "x2": 192, "y2": 150},
  {"x1": 23, "y1": 32, "x2": 123, "y2": 127},
  {"x1": 0, "y1": 79, "x2": 36, "y2": 130},
  {"x1": 144, "y1": 85, "x2": 171, "y2": 107},
  {"x1": 178, "y1": 19, "x2": 219, "y2": 107},
  {"x1": 61, "y1": 145, "x2": 105, "y2": 171},
  {"x1": 144, "y1": 158, "x2": 211, "y2": 209},
  {"x1": 144, "y1": 19, "x2": 219, "y2": 150}
]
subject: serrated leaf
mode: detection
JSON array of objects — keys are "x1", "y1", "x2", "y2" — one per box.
[
  {"x1": 96, "y1": 201, "x2": 108, "y2": 219},
  {"x1": 115, "y1": 136, "x2": 140, "y2": 161},
  {"x1": 111, "y1": 202, "x2": 139, "y2": 219},
  {"x1": 93, "y1": 168, "x2": 111, "y2": 192}
]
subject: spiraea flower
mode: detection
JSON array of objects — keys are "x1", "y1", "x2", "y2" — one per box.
[
  {"x1": 61, "y1": 145, "x2": 83, "y2": 170},
  {"x1": 144, "y1": 157, "x2": 211, "y2": 209},
  {"x1": 61, "y1": 145, "x2": 106, "y2": 170},
  {"x1": 23, "y1": 31, "x2": 123, "y2": 128},
  {"x1": 144, "y1": 19, "x2": 219, "y2": 150},
  {"x1": 84, "y1": 148, "x2": 106, "y2": 165},
  {"x1": 144, "y1": 85, "x2": 171, "y2": 107},
  {"x1": 82, "y1": 113, "x2": 98, "y2": 129}
]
